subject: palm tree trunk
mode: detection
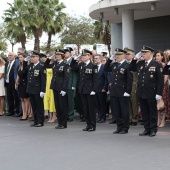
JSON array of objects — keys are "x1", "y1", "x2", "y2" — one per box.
[
  {"x1": 46, "y1": 33, "x2": 52, "y2": 53},
  {"x1": 20, "y1": 34, "x2": 26, "y2": 50},
  {"x1": 34, "y1": 36, "x2": 40, "y2": 52},
  {"x1": 11, "y1": 43, "x2": 14, "y2": 52}
]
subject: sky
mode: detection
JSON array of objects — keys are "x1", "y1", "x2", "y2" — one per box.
[{"x1": 0, "y1": 0, "x2": 98, "y2": 53}]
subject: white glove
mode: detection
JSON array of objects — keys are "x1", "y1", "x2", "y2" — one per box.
[
  {"x1": 72, "y1": 87, "x2": 75, "y2": 90},
  {"x1": 156, "y1": 94, "x2": 162, "y2": 100},
  {"x1": 49, "y1": 54, "x2": 55, "y2": 60},
  {"x1": 134, "y1": 52, "x2": 142, "y2": 59},
  {"x1": 110, "y1": 54, "x2": 116, "y2": 60},
  {"x1": 25, "y1": 56, "x2": 31, "y2": 61},
  {"x1": 167, "y1": 61, "x2": 170, "y2": 65},
  {"x1": 40, "y1": 92, "x2": 45, "y2": 98},
  {"x1": 123, "y1": 92, "x2": 130, "y2": 97},
  {"x1": 90, "y1": 91, "x2": 95, "y2": 95},
  {"x1": 74, "y1": 56, "x2": 81, "y2": 60},
  {"x1": 60, "y1": 91, "x2": 66, "y2": 96}
]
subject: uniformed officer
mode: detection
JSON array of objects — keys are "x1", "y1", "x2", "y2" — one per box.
[
  {"x1": 26, "y1": 51, "x2": 46, "y2": 127},
  {"x1": 71, "y1": 49, "x2": 98, "y2": 131},
  {"x1": 104, "y1": 48, "x2": 132, "y2": 134},
  {"x1": 129, "y1": 46, "x2": 164, "y2": 137},
  {"x1": 49, "y1": 49, "x2": 69, "y2": 129},
  {"x1": 124, "y1": 48, "x2": 139, "y2": 126},
  {"x1": 64, "y1": 48, "x2": 77, "y2": 122}
]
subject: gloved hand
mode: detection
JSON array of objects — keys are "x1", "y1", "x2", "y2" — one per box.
[
  {"x1": 110, "y1": 54, "x2": 116, "y2": 60},
  {"x1": 60, "y1": 91, "x2": 66, "y2": 96},
  {"x1": 167, "y1": 61, "x2": 170, "y2": 65},
  {"x1": 40, "y1": 92, "x2": 45, "y2": 98},
  {"x1": 134, "y1": 52, "x2": 142, "y2": 60},
  {"x1": 72, "y1": 87, "x2": 76, "y2": 90},
  {"x1": 155, "y1": 94, "x2": 162, "y2": 100},
  {"x1": 90, "y1": 91, "x2": 95, "y2": 95},
  {"x1": 123, "y1": 92, "x2": 130, "y2": 97},
  {"x1": 25, "y1": 56, "x2": 31, "y2": 61},
  {"x1": 74, "y1": 55, "x2": 81, "y2": 60},
  {"x1": 49, "y1": 54, "x2": 55, "y2": 60}
]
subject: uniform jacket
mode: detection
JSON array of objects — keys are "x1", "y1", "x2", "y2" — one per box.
[
  {"x1": 104, "y1": 59, "x2": 132, "y2": 97},
  {"x1": 96, "y1": 64, "x2": 108, "y2": 93},
  {"x1": 70, "y1": 59, "x2": 98, "y2": 94},
  {"x1": 129, "y1": 59, "x2": 164, "y2": 99},
  {"x1": 50, "y1": 60, "x2": 69, "y2": 92},
  {"x1": 65, "y1": 58, "x2": 77, "y2": 90},
  {"x1": 26, "y1": 62, "x2": 46, "y2": 94}
]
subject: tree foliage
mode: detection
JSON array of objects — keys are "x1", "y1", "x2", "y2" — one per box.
[{"x1": 60, "y1": 15, "x2": 97, "y2": 54}]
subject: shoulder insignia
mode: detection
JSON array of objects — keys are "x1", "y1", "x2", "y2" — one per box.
[
  {"x1": 160, "y1": 68, "x2": 163, "y2": 72},
  {"x1": 95, "y1": 69, "x2": 98, "y2": 73}
]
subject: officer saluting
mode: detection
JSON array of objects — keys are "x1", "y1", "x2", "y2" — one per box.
[
  {"x1": 104, "y1": 48, "x2": 132, "y2": 134},
  {"x1": 27, "y1": 51, "x2": 46, "y2": 127},
  {"x1": 129, "y1": 46, "x2": 164, "y2": 137},
  {"x1": 49, "y1": 49, "x2": 69, "y2": 129},
  {"x1": 71, "y1": 49, "x2": 98, "y2": 131}
]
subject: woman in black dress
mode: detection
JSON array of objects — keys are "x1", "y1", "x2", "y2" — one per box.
[{"x1": 15, "y1": 53, "x2": 29, "y2": 120}]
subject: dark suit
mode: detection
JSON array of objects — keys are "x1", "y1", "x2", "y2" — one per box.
[
  {"x1": 129, "y1": 59, "x2": 164, "y2": 133},
  {"x1": 50, "y1": 60, "x2": 69, "y2": 128},
  {"x1": 5, "y1": 60, "x2": 19, "y2": 115},
  {"x1": 104, "y1": 59, "x2": 132, "y2": 132},
  {"x1": 71, "y1": 60, "x2": 98, "y2": 129},
  {"x1": 27, "y1": 62, "x2": 46, "y2": 125},
  {"x1": 96, "y1": 64, "x2": 108, "y2": 121}
]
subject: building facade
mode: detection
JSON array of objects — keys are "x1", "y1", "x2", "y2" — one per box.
[{"x1": 89, "y1": 0, "x2": 170, "y2": 53}]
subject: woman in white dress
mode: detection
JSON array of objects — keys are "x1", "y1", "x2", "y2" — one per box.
[{"x1": 0, "y1": 57, "x2": 6, "y2": 116}]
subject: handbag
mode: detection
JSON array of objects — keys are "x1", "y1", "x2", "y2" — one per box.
[{"x1": 157, "y1": 99, "x2": 164, "y2": 111}]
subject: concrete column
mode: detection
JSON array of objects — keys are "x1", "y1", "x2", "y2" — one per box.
[
  {"x1": 111, "y1": 23, "x2": 122, "y2": 54},
  {"x1": 122, "y1": 9, "x2": 134, "y2": 49}
]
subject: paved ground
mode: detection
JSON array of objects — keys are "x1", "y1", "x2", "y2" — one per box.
[{"x1": 0, "y1": 116, "x2": 170, "y2": 170}]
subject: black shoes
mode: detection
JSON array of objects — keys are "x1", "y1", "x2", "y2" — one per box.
[
  {"x1": 88, "y1": 127, "x2": 96, "y2": 132},
  {"x1": 30, "y1": 123, "x2": 43, "y2": 127},
  {"x1": 139, "y1": 131, "x2": 150, "y2": 136},
  {"x1": 113, "y1": 129, "x2": 122, "y2": 134},
  {"x1": 35, "y1": 124, "x2": 44, "y2": 127},
  {"x1": 30, "y1": 123, "x2": 36, "y2": 127},
  {"x1": 6, "y1": 113, "x2": 14, "y2": 116},
  {"x1": 82, "y1": 126, "x2": 90, "y2": 131},
  {"x1": 149, "y1": 132, "x2": 156, "y2": 137},
  {"x1": 55, "y1": 125, "x2": 66, "y2": 129},
  {"x1": 119, "y1": 130, "x2": 128, "y2": 134}
]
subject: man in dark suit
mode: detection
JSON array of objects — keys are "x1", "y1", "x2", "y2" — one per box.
[
  {"x1": 5, "y1": 52, "x2": 20, "y2": 116},
  {"x1": 129, "y1": 46, "x2": 164, "y2": 137},
  {"x1": 104, "y1": 48, "x2": 133, "y2": 134},
  {"x1": 64, "y1": 48, "x2": 77, "y2": 122},
  {"x1": 71, "y1": 49, "x2": 98, "y2": 131},
  {"x1": 27, "y1": 51, "x2": 46, "y2": 127},
  {"x1": 93, "y1": 54, "x2": 108, "y2": 123}
]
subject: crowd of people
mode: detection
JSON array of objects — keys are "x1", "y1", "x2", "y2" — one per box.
[{"x1": 0, "y1": 46, "x2": 170, "y2": 137}]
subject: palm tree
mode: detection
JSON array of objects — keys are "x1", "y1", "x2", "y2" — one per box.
[
  {"x1": 26, "y1": 0, "x2": 66, "y2": 52},
  {"x1": 3, "y1": 0, "x2": 29, "y2": 49}
]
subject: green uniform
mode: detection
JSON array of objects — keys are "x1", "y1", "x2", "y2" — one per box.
[{"x1": 66, "y1": 58, "x2": 77, "y2": 119}]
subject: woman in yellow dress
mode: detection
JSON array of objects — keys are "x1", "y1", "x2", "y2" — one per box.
[{"x1": 44, "y1": 54, "x2": 56, "y2": 122}]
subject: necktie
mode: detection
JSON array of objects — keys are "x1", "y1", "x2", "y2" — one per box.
[
  {"x1": 117, "y1": 63, "x2": 121, "y2": 68},
  {"x1": 83, "y1": 63, "x2": 86, "y2": 68},
  {"x1": 5, "y1": 62, "x2": 11, "y2": 80},
  {"x1": 145, "y1": 61, "x2": 148, "y2": 67}
]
